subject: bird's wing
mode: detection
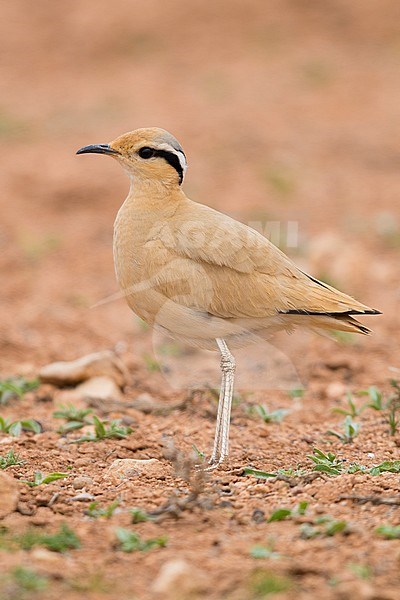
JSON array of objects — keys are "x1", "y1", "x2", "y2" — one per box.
[{"x1": 150, "y1": 199, "x2": 377, "y2": 319}]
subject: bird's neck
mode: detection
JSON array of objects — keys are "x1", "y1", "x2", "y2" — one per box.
[{"x1": 125, "y1": 175, "x2": 185, "y2": 211}]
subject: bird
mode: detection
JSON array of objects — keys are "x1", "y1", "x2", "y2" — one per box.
[{"x1": 77, "y1": 127, "x2": 380, "y2": 469}]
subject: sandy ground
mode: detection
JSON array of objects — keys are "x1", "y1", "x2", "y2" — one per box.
[{"x1": 1, "y1": 1, "x2": 400, "y2": 598}]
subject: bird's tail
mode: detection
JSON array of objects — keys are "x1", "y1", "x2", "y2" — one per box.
[{"x1": 288, "y1": 312, "x2": 372, "y2": 336}]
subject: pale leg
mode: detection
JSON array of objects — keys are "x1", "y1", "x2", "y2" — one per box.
[{"x1": 207, "y1": 338, "x2": 236, "y2": 469}]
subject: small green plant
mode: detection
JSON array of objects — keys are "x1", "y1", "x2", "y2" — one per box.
[
  {"x1": 250, "y1": 544, "x2": 281, "y2": 559},
  {"x1": 267, "y1": 502, "x2": 308, "y2": 523},
  {"x1": 300, "y1": 516, "x2": 348, "y2": 539},
  {"x1": 387, "y1": 379, "x2": 400, "y2": 435},
  {"x1": 267, "y1": 508, "x2": 292, "y2": 522},
  {"x1": 19, "y1": 233, "x2": 61, "y2": 263},
  {"x1": 375, "y1": 524, "x2": 400, "y2": 540},
  {"x1": 0, "y1": 376, "x2": 39, "y2": 405},
  {"x1": 250, "y1": 569, "x2": 292, "y2": 596},
  {"x1": 142, "y1": 353, "x2": 161, "y2": 372},
  {"x1": 86, "y1": 500, "x2": 120, "y2": 519},
  {"x1": 0, "y1": 449, "x2": 24, "y2": 469},
  {"x1": 12, "y1": 566, "x2": 47, "y2": 592},
  {"x1": 130, "y1": 508, "x2": 152, "y2": 524},
  {"x1": 0, "y1": 417, "x2": 41, "y2": 436},
  {"x1": 359, "y1": 386, "x2": 386, "y2": 411},
  {"x1": 288, "y1": 387, "x2": 304, "y2": 399},
  {"x1": 360, "y1": 381, "x2": 400, "y2": 436},
  {"x1": 264, "y1": 165, "x2": 295, "y2": 197},
  {"x1": 22, "y1": 471, "x2": 69, "y2": 487},
  {"x1": 54, "y1": 404, "x2": 93, "y2": 433},
  {"x1": 307, "y1": 448, "x2": 343, "y2": 475},
  {"x1": 332, "y1": 393, "x2": 364, "y2": 418},
  {"x1": 370, "y1": 460, "x2": 400, "y2": 475},
  {"x1": 16, "y1": 524, "x2": 80, "y2": 553},
  {"x1": 327, "y1": 416, "x2": 360, "y2": 443},
  {"x1": 245, "y1": 466, "x2": 307, "y2": 479},
  {"x1": 191, "y1": 444, "x2": 205, "y2": 461},
  {"x1": 244, "y1": 467, "x2": 279, "y2": 479},
  {"x1": 246, "y1": 449, "x2": 400, "y2": 482},
  {"x1": 53, "y1": 404, "x2": 93, "y2": 421},
  {"x1": 347, "y1": 563, "x2": 372, "y2": 580},
  {"x1": 250, "y1": 404, "x2": 289, "y2": 423},
  {"x1": 75, "y1": 416, "x2": 132, "y2": 442},
  {"x1": 115, "y1": 527, "x2": 167, "y2": 552}
]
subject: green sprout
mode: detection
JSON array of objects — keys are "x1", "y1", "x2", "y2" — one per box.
[
  {"x1": 142, "y1": 353, "x2": 161, "y2": 372},
  {"x1": 0, "y1": 417, "x2": 41, "y2": 436},
  {"x1": 16, "y1": 523, "x2": 80, "y2": 553},
  {"x1": 75, "y1": 416, "x2": 132, "y2": 442},
  {"x1": 0, "y1": 449, "x2": 24, "y2": 469},
  {"x1": 267, "y1": 502, "x2": 308, "y2": 523},
  {"x1": 300, "y1": 516, "x2": 348, "y2": 539},
  {"x1": 54, "y1": 404, "x2": 93, "y2": 433},
  {"x1": 191, "y1": 444, "x2": 205, "y2": 461},
  {"x1": 251, "y1": 404, "x2": 290, "y2": 423},
  {"x1": 307, "y1": 448, "x2": 343, "y2": 475},
  {"x1": 250, "y1": 544, "x2": 281, "y2": 560},
  {"x1": 115, "y1": 528, "x2": 167, "y2": 552},
  {"x1": 332, "y1": 393, "x2": 365, "y2": 418},
  {"x1": 130, "y1": 508, "x2": 152, "y2": 524},
  {"x1": 86, "y1": 500, "x2": 120, "y2": 519},
  {"x1": 0, "y1": 376, "x2": 39, "y2": 405},
  {"x1": 22, "y1": 471, "x2": 69, "y2": 487},
  {"x1": 370, "y1": 460, "x2": 400, "y2": 475},
  {"x1": 250, "y1": 570, "x2": 292, "y2": 596},
  {"x1": 327, "y1": 416, "x2": 360, "y2": 443},
  {"x1": 288, "y1": 387, "x2": 304, "y2": 399},
  {"x1": 375, "y1": 524, "x2": 400, "y2": 540},
  {"x1": 11, "y1": 566, "x2": 47, "y2": 592},
  {"x1": 359, "y1": 381, "x2": 400, "y2": 435}
]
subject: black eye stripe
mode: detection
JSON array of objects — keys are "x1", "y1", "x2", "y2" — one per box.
[
  {"x1": 138, "y1": 146, "x2": 184, "y2": 185},
  {"x1": 154, "y1": 149, "x2": 184, "y2": 185}
]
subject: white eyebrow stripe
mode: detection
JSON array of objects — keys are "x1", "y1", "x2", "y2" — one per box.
[{"x1": 154, "y1": 142, "x2": 188, "y2": 177}]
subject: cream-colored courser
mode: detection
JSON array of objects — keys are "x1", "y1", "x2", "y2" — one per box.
[{"x1": 77, "y1": 128, "x2": 380, "y2": 469}]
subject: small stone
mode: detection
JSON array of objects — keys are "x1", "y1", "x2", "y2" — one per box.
[
  {"x1": 152, "y1": 559, "x2": 207, "y2": 598},
  {"x1": 131, "y1": 393, "x2": 159, "y2": 413},
  {"x1": 30, "y1": 507, "x2": 52, "y2": 526},
  {"x1": 57, "y1": 376, "x2": 122, "y2": 403},
  {"x1": 72, "y1": 475, "x2": 93, "y2": 489},
  {"x1": 17, "y1": 502, "x2": 35, "y2": 516},
  {"x1": 70, "y1": 493, "x2": 96, "y2": 502},
  {"x1": 0, "y1": 472, "x2": 19, "y2": 518},
  {"x1": 74, "y1": 457, "x2": 91, "y2": 468},
  {"x1": 326, "y1": 382, "x2": 346, "y2": 400},
  {"x1": 252, "y1": 509, "x2": 266, "y2": 523},
  {"x1": 76, "y1": 376, "x2": 122, "y2": 401},
  {"x1": 39, "y1": 350, "x2": 128, "y2": 387},
  {"x1": 105, "y1": 458, "x2": 168, "y2": 481}
]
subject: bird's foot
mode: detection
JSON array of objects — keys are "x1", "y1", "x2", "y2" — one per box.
[{"x1": 202, "y1": 454, "x2": 227, "y2": 472}]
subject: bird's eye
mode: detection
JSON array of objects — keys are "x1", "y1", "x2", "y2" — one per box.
[{"x1": 138, "y1": 147, "x2": 155, "y2": 159}]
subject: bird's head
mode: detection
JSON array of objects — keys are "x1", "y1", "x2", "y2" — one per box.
[{"x1": 76, "y1": 127, "x2": 187, "y2": 186}]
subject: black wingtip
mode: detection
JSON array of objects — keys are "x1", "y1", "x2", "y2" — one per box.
[{"x1": 280, "y1": 308, "x2": 382, "y2": 317}]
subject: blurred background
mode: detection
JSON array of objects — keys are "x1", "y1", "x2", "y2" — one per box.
[{"x1": 1, "y1": 0, "x2": 399, "y2": 386}]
